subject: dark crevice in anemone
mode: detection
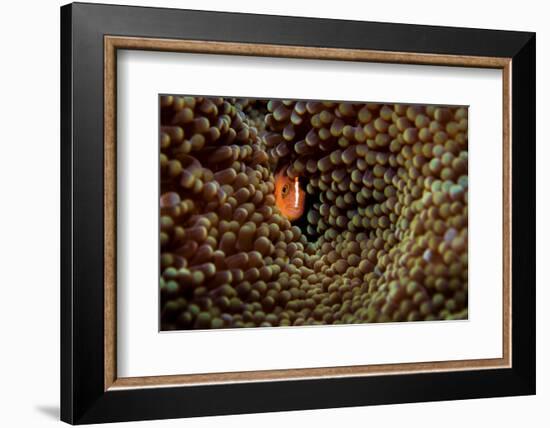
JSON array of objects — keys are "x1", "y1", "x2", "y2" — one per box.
[{"x1": 292, "y1": 175, "x2": 318, "y2": 242}]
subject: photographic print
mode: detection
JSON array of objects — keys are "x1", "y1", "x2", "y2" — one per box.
[{"x1": 160, "y1": 96, "x2": 468, "y2": 331}]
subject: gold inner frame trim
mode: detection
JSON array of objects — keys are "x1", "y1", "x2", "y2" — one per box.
[{"x1": 104, "y1": 35, "x2": 512, "y2": 391}]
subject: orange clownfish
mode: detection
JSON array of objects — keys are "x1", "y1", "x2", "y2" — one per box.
[{"x1": 274, "y1": 169, "x2": 305, "y2": 221}]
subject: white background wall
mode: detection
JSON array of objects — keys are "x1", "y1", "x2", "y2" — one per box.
[{"x1": 0, "y1": 0, "x2": 546, "y2": 426}]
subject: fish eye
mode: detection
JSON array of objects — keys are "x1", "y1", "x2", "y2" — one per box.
[{"x1": 281, "y1": 184, "x2": 289, "y2": 195}]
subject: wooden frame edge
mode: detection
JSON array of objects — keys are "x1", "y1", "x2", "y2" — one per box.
[
  {"x1": 103, "y1": 35, "x2": 512, "y2": 391},
  {"x1": 105, "y1": 36, "x2": 511, "y2": 68},
  {"x1": 104, "y1": 37, "x2": 117, "y2": 390},
  {"x1": 110, "y1": 357, "x2": 508, "y2": 390},
  {"x1": 502, "y1": 61, "x2": 512, "y2": 369}
]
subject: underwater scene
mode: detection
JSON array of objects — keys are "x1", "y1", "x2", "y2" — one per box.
[{"x1": 160, "y1": 96, "x2": 468, "y2": 331}]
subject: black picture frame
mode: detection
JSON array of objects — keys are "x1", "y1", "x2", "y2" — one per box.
[{"x1": 61, "y1": 2, "x2": 535, "y2": 424}]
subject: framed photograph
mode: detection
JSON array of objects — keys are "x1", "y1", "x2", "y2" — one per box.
[{"x1": 60, "y1": 2, "x2": 535, "y2": 424}]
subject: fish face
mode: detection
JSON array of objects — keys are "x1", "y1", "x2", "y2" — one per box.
[{"x1": 274, "y1": 169, "x2": 305, "y2": 221}]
